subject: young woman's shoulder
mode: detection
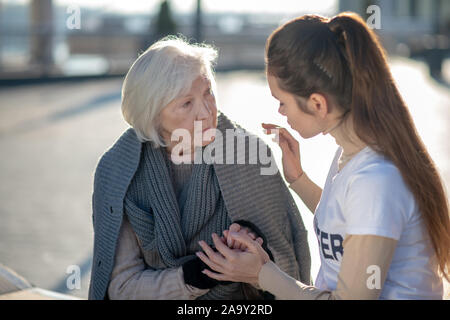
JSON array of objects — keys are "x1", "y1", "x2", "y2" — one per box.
[
  {"x1": 349, "y1": 148, "x2": 407, "y2": 192},
  {"x1": 343, "y1": 150, "x2": 417, "y2": 239},
  {"x1": 345, "y1": 149, "x2": 417, "y2": 218}
]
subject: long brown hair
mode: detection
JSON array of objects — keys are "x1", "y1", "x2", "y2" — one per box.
[{"x1": 265, "y1": 12, "x2": 450, "y2": 281}]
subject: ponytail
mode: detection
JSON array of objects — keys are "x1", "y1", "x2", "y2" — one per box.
[
  {"x1": 328, "y1": 14, "x2": 389, "y2": 147},
  {"x1": 267, "y1": 12, "x2": 450, "y2": 281}
]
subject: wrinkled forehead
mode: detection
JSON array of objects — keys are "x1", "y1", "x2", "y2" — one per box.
[
  {"x1": 178, "y1": 71, "x2": 214, "y2": 97},
  {"x1": 191, "y1": 74, "x2": 212, "y2": 89}
]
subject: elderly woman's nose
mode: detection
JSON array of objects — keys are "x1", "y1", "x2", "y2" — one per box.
[{"x1": 197, "y1": 100, "x2": 212, "y2": 119}]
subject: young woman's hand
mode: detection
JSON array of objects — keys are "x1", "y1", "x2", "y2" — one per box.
[
  {"x1": 223, "y1": 223, "x2": 263, "y2": 251},
  {"x1": 196, "y1": 231, "x2": 270, "y2": 286},
  {"x1": 262, "y1": 123, "x2": 303, "y2": 184}
]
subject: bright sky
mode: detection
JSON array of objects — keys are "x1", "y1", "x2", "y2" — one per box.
[{"x1": 4, "y1": 0, "x2": 337, "y2": 15}]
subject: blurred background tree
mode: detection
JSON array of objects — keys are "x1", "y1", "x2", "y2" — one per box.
[
  {"x1": 155, "y1": 0, "x2": 176, "y2": 40},
  {"x1": 194, "y1": 0, "x2": 203, "y2": 43}
]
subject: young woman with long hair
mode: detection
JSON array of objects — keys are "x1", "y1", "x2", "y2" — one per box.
[{"x1": 196, "y1": 12, "x2": 450, "y2": 299}]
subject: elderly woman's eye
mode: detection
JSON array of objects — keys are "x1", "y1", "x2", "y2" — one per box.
[
  {"x1": 182, "y1": 101, "x2": 192, "y2": 108},
  {"x1": 205, "y1": 87, "x2": 213, "y2": 95}
]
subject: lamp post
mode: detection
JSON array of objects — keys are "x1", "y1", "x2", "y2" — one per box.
[
  {"x1": 194, "y1": 0, "x2": 202, "y2": 43},
  {"x1": 30, "y1": 0, "x2": 54, "y2": 77}
]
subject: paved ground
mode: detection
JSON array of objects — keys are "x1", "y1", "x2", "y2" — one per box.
[{"x1": 0, "y1": 57, "x2": 448, "y2": 299}]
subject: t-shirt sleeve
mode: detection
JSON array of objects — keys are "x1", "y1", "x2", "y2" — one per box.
[{"x1": 344, "y1": 165, "x2": 413, "y2": 240}]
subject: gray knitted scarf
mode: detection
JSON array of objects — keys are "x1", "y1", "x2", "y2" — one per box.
[{"x1": 124, "y1": 141, "x2": 242, "y2": 300}]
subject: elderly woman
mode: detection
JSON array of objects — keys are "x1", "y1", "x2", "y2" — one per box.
[{"x1": 88, "y1": 37, "x2": 311, "y2": 300}]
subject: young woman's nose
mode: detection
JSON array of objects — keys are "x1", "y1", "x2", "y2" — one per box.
[{"x1": 278, "y1": 105, "x2": 286, "y2": 116}]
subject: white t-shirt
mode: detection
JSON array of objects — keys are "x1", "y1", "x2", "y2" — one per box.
[{"x1": 313, "y1": 146, "x2": 443, "y2": 299}]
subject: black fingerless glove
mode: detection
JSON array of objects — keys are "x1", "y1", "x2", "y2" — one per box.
[
  {"x1": 182, "y1": 248, "x2": 233, "y2": 290},
  {"x1": 233, "y1": 220, "x2": 275, "y2": 262}
]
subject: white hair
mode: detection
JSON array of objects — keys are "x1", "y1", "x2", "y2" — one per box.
[{"x1": 121, "y1": 36, "x2": 218, "y2": 147}]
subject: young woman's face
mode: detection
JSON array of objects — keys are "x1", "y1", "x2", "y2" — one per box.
[
  {"x1": 267, "y1": 75, "x2": 324, "y2": 139},
  {"x1": 159, "y1": 75, "x2": 218, "y2": 151}
]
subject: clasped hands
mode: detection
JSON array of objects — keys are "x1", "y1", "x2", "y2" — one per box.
[{"x1": 196, "y1": 222, "x2": 271, "y2": 288}]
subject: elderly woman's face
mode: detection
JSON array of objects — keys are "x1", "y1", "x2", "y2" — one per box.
[{"x1": 159, "y1": 75, "x2": 218, "y2": 153}]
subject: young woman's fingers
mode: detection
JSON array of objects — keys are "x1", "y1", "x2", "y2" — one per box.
[
  {"x1": 265, "y1": 125, "x2": 289, "y2": 140},
  {"x1": 237, "y1": 238, "x2": 248, "y2": 251},
  {"x1": 230, "y1": 232, "x2": 270, "y2": 264},
  {"x1": 228, "y1": 232, "x2": 259, "y2": 254},
  {"x1": 234, "y1": 228, "x2": 254, "y2": 249},
  {"x1": 228, "y1": 224, "x2": 241, "y2": 248},
  {"x1": 196, "y1": 251, "x2": 225, "y2": 274},
  {"x1": 230, "y1": 227, "x2": 242, "y2": 249},
  {"x1": 228, "y1": 237, "x2": 234, "y2": 248},
  {"x1": 278, "y1": 135, "x2": 292, "y2": 154},
  {"x1": 212, "y1": 233, "x2": 236, "y2": 260},
  {"x1": 223, "y1": 230, "x2": 235, "y2": 248},
  {"x1": 262, "y1": 123, "x2": 278, "y2": 128},
  {"x1": 234, "y1": 231, "x2": 248, "y2": 248},
  {"x1": 201, "y1": 268, "x2": 233, "y2": 282},
  {"x1": 279, "y1": 129, "x2": 299, "y2": 153},
  {"x1": 238, "y1": 231, "x2": 257, "y2": 250},
  {"x1": 261, "y1": 123, "x2": 280, "y2": 134},
  {"x1": 248, "y1": 232, "x2": 257, "y2": 240},
  {"x1": 255, "y1": 237, "x2": 264, "y2": 246},
  {"x1": 278, "y1": 127, "x2": 296, "y2": 141},
  {"x1": 263, "y1": 124, "x2": 298, "y2": 151},
  {"x1": 272, "y1": 128, "x2": 298, "y2": 152},
  {"x1": 239, "y1": 228, "x2": 257, "y2": 241},
  {"x1": 278, "y1": 133, "x2": 301, "y2": 162},
  {"x1": 198, "y1": 240, "x2": 227, "y2": 266},
  {"x1": 223, "y1": 229, "x2": 242, "y2": 250}
]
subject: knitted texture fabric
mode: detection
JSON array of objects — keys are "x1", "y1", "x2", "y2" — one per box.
[
  {"x1": 88, "y1": 111, "x2": 311, "y2": 300},
  {"x1": 124, "y1": 142, "x2": 242, "y2": 299},
  {"x1": 166, "y1": 159, "x2": 193, "y2": 199}
]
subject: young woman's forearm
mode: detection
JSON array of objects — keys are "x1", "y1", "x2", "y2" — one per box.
[
  {"x1": 258, "y1": 260, "x2": 332, "y2": 300},
  {"x1": 289, "y1": 172, "x2": 322, "y2": 214},
  {"x1": 258, "y1": 235, "x2": 397, "y2": 300}
]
